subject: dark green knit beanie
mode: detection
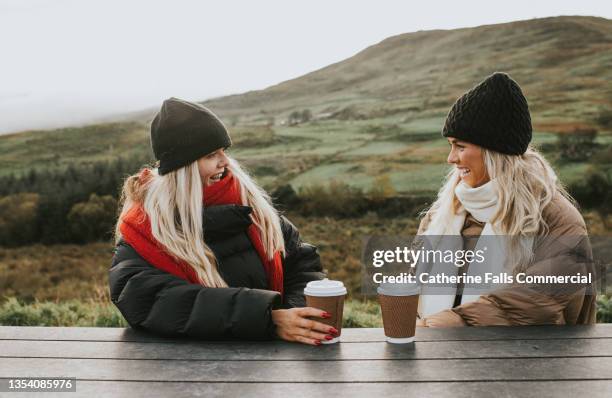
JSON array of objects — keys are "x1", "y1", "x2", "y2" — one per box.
[
  {"x1": 442, "y1": 72, "x2": 532, "y2": 155},
  {"x1": 150, "y1": 97, "x2": 232, "y2": 175}
]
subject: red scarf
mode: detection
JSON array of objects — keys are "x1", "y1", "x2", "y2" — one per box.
[{"x1": 119, "y1": 168, "x2": 284, "y2": 295}]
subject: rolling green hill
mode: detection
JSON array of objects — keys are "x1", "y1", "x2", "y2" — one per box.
[
  {"x1": 200, "y1": 15, "x2": 612, "y2": 129},
  {"x1": 2, "y1": 16, "x2": 611, "y2": 193}
]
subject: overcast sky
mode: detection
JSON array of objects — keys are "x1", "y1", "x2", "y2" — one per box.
[{"x1": 1, "y1": 0, "x2": 611, "y2": 134}]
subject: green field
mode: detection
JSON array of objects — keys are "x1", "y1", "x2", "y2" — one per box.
[{"x1": 1, "y1": 118, "x2": 609, "y2": 194}]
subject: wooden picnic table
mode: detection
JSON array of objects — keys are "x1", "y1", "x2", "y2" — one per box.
[{"x1": 1, "y1": 325, "x2": 611, "y2": 397}]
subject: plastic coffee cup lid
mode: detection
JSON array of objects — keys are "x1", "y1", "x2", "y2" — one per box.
[
  {"x1": 304, "y1": 279, "x2": 347, "y2": 297},
  {"x1": 377, "y1": 282, "x2": 420, "y2": 296}
]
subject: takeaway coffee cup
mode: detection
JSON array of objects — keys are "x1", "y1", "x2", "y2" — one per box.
[
  {"x1": 304, "y1": 279, "x2": 347, "y2": 344},
  {"x1": 377, "y1": 282, "x2": 420, "y2": 344}
]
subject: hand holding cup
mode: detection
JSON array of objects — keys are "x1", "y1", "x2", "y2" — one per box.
[
  {"x1": 304, "y1": 279, "x2": 347, "y2": 344},
  {"x1": 272, "y1": 307, "x2": 339, "y2": 346}
]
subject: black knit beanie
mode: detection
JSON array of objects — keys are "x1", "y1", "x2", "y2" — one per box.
[
  {"x1": 150, "y1": 97, "x2": 232, "y2": 175},
  {"x1": 442, "y1": 72, "x2": 532, "y2": 155}
]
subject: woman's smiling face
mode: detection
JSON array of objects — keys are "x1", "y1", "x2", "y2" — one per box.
[
  {"x1": 446, "y1": 138, "x2": 490, "y2": 187},
  {"x1": 197, "y1": 148, "x2": 229, "y2": 186}
]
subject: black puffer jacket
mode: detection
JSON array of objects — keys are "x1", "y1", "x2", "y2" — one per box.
[{"x1": 109, "y1": 204, "x2": 325, "y2": 340}]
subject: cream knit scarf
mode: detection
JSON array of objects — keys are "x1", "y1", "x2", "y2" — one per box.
[{"x1": 418, "y1": 179, "x2": 510, "y2": 317}]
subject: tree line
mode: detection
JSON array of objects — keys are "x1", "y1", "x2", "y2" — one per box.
[
  {"x1": 0, "y1": 145, "x2": 610, "y2": 247},
  {"x1": 0, "y1": 155, "x2": 430, "y2": 247},
  {"x1": 0, "y1": 154, "x2": 152, "y2": 246}
]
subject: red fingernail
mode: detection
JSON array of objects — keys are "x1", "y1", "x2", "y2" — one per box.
[
  {"x1": 315, "y1": 340, "x2": 321, "y2": 346},
  {"x1": 329, "y1": 327, "x2": 338, "y2": 334},
  {"x1": 321, "y1": 312, "x2": 331, "y2": 319},
  {"x1": 325, "y1": 335, "x2": 333, "y2": 340}
]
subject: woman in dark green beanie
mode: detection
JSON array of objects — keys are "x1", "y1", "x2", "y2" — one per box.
[
  {"x1": 109, "y1": 98, "x2": 335, "y2": 345},
  {"x1": 415, "y1": 73, "x2": 596, "y2": 327}
]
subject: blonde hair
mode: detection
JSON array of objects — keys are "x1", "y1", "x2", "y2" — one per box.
[
  {"x1": 423, "y1": 146, "x2": 573, "y2": 273},
  {"x1": 114, "y1": 156, "x2": 285, "y2": 287}
]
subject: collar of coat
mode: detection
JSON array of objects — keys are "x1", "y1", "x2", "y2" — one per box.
[{"x1": 203, "y1": 204, "x2": 253, "y2": 237}]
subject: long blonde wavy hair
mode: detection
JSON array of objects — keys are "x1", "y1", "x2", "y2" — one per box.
[
  {"x1": 423, "y1": 145, "x2": 574, "y2": 273},
  {"x1": 114, "y1": 156, "x2": 285, "y2": 287}
]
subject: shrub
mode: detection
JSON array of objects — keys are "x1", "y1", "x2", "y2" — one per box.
[
  {"x1": 596, "y1": 109, "x2": 612, "y2": 129},
  {"x1": 330, "y1": 105, "x2": 366, "y2": 121},
  {"x1": 287, "y1": 109, "x2": 313, "y2": 126},
  {"x1": 272, "y1": 184, "x2": 300, "y2": 209},
  {"x1": 0, "y1": 297, "x2": 127, "y2": 327},
  {"x1": 299, "y1": 181, "x2": 368, "y2": 217},
  {"x1": 597, "y1": 295, "x2": 612, "y2": 323},
  {"x1": 290, "y1": 181, "x2": 429, "y2": 219},
  {"x1": 557, "y1": 129, "x2": 599, "y2": 161},
  {"x1": 569, "y1": 167, "x2": 611, "y2": 208},
  {"x1": 232, "y1": 125, "x2": 277, "y2": 147},
  {"x1": 0, "y1": 296, "x2": 387, "y2": 328},
  {"x1": 569, "y1": 167, "x2": 612, "y2": 227},
  {"x1": 368, "y1": 174, "x2": 396, "y2": 202},
  {"x1": 0, "y1": 193, "x2": 40, "y2": 246},
  {"x1": 67, "y1": 193, "x2": 117, "y2": 243},
  {"x1": 343, "y1": 299, "x2": 382, "y2": 328}
]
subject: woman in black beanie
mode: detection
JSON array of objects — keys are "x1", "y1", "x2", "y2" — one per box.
[
  {"x1": 415, "y1": 73, "x2": 596, "y2": 327},
  {"x1": 109, "y1": 98, "x2": 334, "y2": 345}
]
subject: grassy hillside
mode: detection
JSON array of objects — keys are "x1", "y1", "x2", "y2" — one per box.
[
  {"x1": 0, "y1": 122, "x2": 150, "y2": 178},
  {"x1": 1, "y1": 16, "x2": 610, "y2": 194},
  {"x1": 199, "y1": 16, "x2": 612, "y2": 127},
  {"x1": 1, "y1": 120, "x2": 608, "y2": 194}
]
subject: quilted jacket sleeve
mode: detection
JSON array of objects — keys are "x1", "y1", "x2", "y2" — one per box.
[
  {"x1": 109, "y1": 241, "x2": 281, "y2": 340},
  {"x1": 452, "y1": 233, "x2": 595, "y2": 326},
  {"x1": 279, "y1": 216, "x2": 326, "y2": 308},
  {"x1": 449, "y1": 231, "x2": 596, "y2": 326}
]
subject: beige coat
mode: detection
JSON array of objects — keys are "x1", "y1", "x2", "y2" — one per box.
[{"x1": 417, "y1": 192, "x2": 597, "y2": 327}]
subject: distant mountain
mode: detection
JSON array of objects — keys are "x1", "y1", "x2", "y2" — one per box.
[{"x1": 187, "y1": 15, "x2": 611, "y2": 131}]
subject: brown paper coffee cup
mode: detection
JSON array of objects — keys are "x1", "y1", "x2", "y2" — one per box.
[
  {"x1": 305, "y1": 295, "x2": 345, "y2": 333},
  {"x1": 378, "y1": 294, "x2": 419, "y2": 341},
  {"x1": 378, "y1": 286, "x2": 419, "y2": 344},
  {"x1": 304, "y1": 279, "x2": 347, "y2": 344}
]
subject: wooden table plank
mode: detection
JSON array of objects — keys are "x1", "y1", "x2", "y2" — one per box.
[
  {"x1": 2, "y1": 325, "x2": 611, "y2": 343},
  {"x1": 1, "y1": 338, "x2": 611, "y2": 361},
  {"x1": 0, "y1": 326, "x2": 165, "y2": 343},
  {"x1": 35, "y1": 380, "x2": 612, "y2": 398},
  {"x1": 2, "y1": 326, "x2": 610, "y2": 397},
  {"x1": 1, "y1": 357, "x2": 611, "y2": 382}
]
